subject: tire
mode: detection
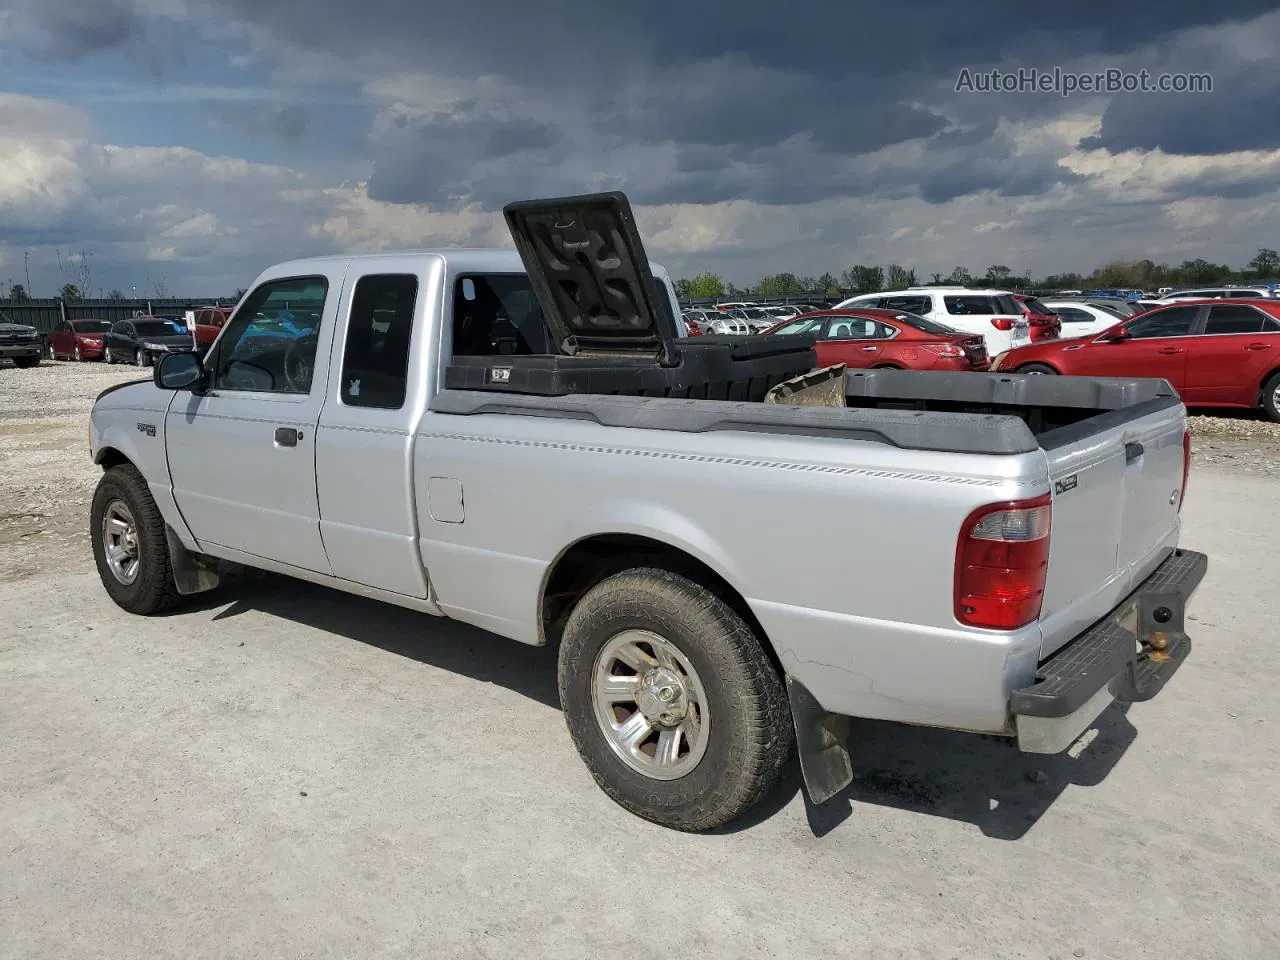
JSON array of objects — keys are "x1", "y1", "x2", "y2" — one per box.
[
  {"x1": 73, "y1": 344, "x2": 82, "y2": 362},
  {"x1": 1017, "y1": 362, "x2": 1058, "y2": 375},
  {"x1": 557, "y1": 567, "x2": 793, "y2": 831},
  {"x1": 1262, "y1": 371, "x2": 1280, "y2": 423},
  {"x1": 136, "y1": 349, "x2": 150, "y2": 368},
  {"x1": 13, "y1": 356, "x2": 40, "y2": 368},
  {"x1": 90, "y1": 464, "x2": 182, "y2": 615},
  {"x1": 47, "y1": 341, "x2": 57, "y2": 360}
]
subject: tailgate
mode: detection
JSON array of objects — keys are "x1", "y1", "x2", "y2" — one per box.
[{"x1": 1036, "y1": 402, "x2": 1188, "y2": 658}]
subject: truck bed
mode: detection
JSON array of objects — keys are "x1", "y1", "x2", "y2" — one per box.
[{"x1": 430, "y1": 369, "x2": 1182, "y2": 455}]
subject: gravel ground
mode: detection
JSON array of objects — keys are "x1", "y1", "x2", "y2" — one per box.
[{"x1": 2, "y1": 360, "x2": 1279, "y2": 959}]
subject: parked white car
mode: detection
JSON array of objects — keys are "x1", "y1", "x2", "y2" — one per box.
[
  {"x1": 835, "y1": 287, "x2": 1030, "y2": 355},
  {"x1": 1039, "y1": 300, "x2": 1126, "y2": 338}
]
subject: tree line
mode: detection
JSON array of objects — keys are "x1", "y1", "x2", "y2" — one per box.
[{"x1": 675, "y1": 248, "x2": 1280, "y2": 300}]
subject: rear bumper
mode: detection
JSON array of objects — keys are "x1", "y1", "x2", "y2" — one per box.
[{"x1": 1012, "y1": 548, "x2": 1207, "y2": 754}]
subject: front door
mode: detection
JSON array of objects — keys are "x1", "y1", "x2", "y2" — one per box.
[
  {"x1": 1079, "y1": 304, "x2": 1201, "y2": 391},
  {"x1": 165, "y1": 273, "x2": 342, "y2": 573}
]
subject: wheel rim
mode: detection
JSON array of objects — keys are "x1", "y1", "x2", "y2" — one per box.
[
  {"x1": 74, "y1": 345, "x2": 81, "y2": 361},
  {"x1": 1273, "y1": 380, "x2": 1280, "y2": 412},
  {"x1": 591, "y1": 629, "x2": 710, "y2": 780},
  {"x1": 101, "y1": 499, "x2": 141, "y2": 585},
  {"x1": 136, "y1": 351, "x2": 146, "y2": 367}
]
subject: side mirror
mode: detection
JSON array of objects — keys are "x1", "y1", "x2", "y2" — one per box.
[
  {"x1": 155, "y1": 352, "x2": 205, "y2": 391},
  {"x1": 1106, "y1": 325, "x2": 1131, "y2": 341}
]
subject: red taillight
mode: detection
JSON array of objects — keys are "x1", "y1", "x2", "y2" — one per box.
[
  {"x1": 955, "y1": 494, "x2": 1052, "y2": 630},
  {"x1": 991, "y1": 318, "x2": 1016, "y2": 331},
  {"x1": 1180, "y1": 428, "x2": 1191, "y2": 511}
]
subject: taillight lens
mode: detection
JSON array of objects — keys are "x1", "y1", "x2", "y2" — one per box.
[
  {"x1": 991, "y1": 318, "x2": 1016, "y2": 331},
  {"x1": 922, "y1": 342, "x2": 964, "y2": 358},
  {"x1": 955, "y1": 494, "x2": 1052, "y2": 630},
  {"x1": 1180, "y1": 428, "x2": 1191, "y2": 511}
]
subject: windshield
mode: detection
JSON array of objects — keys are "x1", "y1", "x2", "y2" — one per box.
[
  {"x1": 134, "y1": 320, "x2": 186, "y2": 337},
  {"x1": 73, "y1": 320, "x2": 112, "y2": 333}
]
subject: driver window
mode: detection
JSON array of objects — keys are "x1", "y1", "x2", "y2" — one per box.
[{"x1": 213, "y1": 277, "x2": 329, "y2": 394}]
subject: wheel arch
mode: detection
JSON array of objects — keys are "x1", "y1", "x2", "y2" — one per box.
[
  {"x1": 94, "y1": 446, "x2": 133, "y2": 470},
  {"x1": 1257, "y1": 365, "x2": 1280, "y2": 403},
  {"x1": 1016, "y1": 360, "x2": 1062, "y2": 374},
  {"x1": 538, "y1": 532, "x2": 784, "y2": 678}
]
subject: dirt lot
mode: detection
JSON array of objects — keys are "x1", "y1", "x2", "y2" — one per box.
[{"x1": 2, "y1": 360, "x2": 1279, "y2": 959}]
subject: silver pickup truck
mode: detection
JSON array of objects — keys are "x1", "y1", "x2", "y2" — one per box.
[{"x1": 88, "y1": 198, "x2": 1207, "y2": 831}]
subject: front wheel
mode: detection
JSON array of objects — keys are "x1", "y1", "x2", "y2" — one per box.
[
  {"x1": 1017, "y1": 362, "x2": 1058, "y2": 375},
  {"x1": 557, "y1": 568, "x2": 793, "y2": 831},
  {"x1": 1262, "y1": 372, "x2": 1280, "y2": 423},
  {"x1": 135, "y1": 349, "x2": 151, "y2": 368},
  {"x1": 90, "y1": 464, "x2": 181, "y2": 615}
]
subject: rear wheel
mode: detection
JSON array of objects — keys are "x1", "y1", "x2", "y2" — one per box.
[
  {"x1": 1017, "y1": 362, "x2": 1058, "y2": 375},
  {"x1": 90, "y1": 464, "x2": 181, "y2": 615},
  {"x1": 557, "y1": 567, "x2": 793, "y2": 831},
  {"x1": 1262, "y1": 372, "x2": 1280, "y2": 423},
  {"x1": 46, "y1": 340, "x2": 57, "y2": 360},
  {"x1": 73, "y1": 344, "x2": 82, "y2": 361}
]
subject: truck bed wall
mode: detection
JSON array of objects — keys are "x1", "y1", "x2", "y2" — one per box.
[{"x1": 415, "y1": 406, "x2": 1050, "y2": 734}]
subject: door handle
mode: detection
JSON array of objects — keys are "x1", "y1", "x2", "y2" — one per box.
[
  {"x1": 274, "y1": 427, "x2": 299, "y2": 447},
  {"x1": 1126, "y1": 441, "x2": 1144, "y2": 463},
  {"x1": 861, "y1": 345, "x2": 879, "y2": 351},
  {"x1": 1246, "y1": 342, "x2": 1272, "y2": 351},
  {"x1": 1157, "y1": 347, "x2": 1183, "y2": 354}
]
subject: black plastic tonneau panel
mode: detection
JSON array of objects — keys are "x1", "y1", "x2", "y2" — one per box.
[
  {"x1": 502, "y1": 191, "x2": 679, "y2": 359},
  {"x1": 842, "y1": 369, "x2": 1176, "y2": 409},
  {"x1": 429, "y1": 390, "x2": 1042, "y2": 455}
]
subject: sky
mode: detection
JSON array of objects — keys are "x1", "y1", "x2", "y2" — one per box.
[{"x1": 3, "y1": 1, "x2": 1280, "y2": 296}]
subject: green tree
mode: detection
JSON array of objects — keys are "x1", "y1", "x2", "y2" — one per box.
[
  {"x1": 886, "y1": 264, "x2": 916, "y2": 289},
  {"x1": 7, "y1": 282, "x2": 31, "y2": 302},
  {"x1": 816, "y1": 272, "x2": 840, "y2": 293},
  {"x1": 684, "y1": 272, "x2": 726, "y2": 298},
  {"x1": 983, "y1": 265, "x2": 1012, "y2": 286},
  {"x1": 755, "y1": 273, "x2": 806, "y2": 297},
  {"x1": 1247, "y1": 248, "x2": 1279, "y2": 278},
  {"x1": 59, "y1": 283, "x2": 84, "y2": 301},
  {"x1": 841, "y1": 265, "x2": 884, "y2": 294}
]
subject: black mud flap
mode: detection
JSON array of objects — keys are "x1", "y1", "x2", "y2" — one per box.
[
  {"x1": 786, "y1": 676, "x2": 853, "y2": 805},
  {"x1": 165, "y1": 525, "x2": 227, "y2": 595}
]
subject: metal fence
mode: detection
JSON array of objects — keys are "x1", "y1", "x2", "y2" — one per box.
[{"x1": 0, "y1": 298, "x2": 237, "y2": 335}]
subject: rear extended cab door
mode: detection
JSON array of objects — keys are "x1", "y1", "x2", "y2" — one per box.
[{"x1": 313, "y1": 255, "x2": 444, "y2": 598}]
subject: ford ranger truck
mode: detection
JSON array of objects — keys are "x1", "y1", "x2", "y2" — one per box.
[{"x1": 87, "y1": 196, "x2": 1206, "y2": 831}]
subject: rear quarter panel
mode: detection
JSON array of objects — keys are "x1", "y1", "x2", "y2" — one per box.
[{"x1": 415, "y1": 412, "x2": 1051, "y2": 733}]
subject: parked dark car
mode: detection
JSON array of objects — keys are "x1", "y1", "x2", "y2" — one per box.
[
  {"x1": 104, "y1": 317, "x2": 196, "y2": 367},
  {"x1": 48, "y1": 319, "x2": 112, "y2": 361},
  {"x1": 0, "y1": 312, "x2": 42, "y2": 367}
]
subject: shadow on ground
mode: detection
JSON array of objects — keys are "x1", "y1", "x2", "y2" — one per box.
[{"x1": 196, "y1": 573, "x2": 1135, "y2": 840}]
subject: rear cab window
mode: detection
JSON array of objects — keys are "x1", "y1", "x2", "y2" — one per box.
[{"x1": 451, "y1": 274, "x2": 551, "y2": 356}]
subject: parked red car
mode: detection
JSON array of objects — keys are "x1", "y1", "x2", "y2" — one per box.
[
  {"x1": 765, "y1": 308, "x2": 989, "y2": 371},
  {"x1": 47, "y1": 318, "x2": 111, "y2": 361},
  {"x1": 1015, "y1": 295, "x2": 1062, "y2": 342},
  {"x1": 990, "y1": 299, "x2": 1280, "y2": 421},
  {"x1": 192, "y1": 305, "x2": 234, "y2": 351}
]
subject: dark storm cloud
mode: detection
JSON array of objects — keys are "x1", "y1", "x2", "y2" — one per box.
[{"x1": 10, "y1": 0, "x2": 1280, "y2": 211}]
